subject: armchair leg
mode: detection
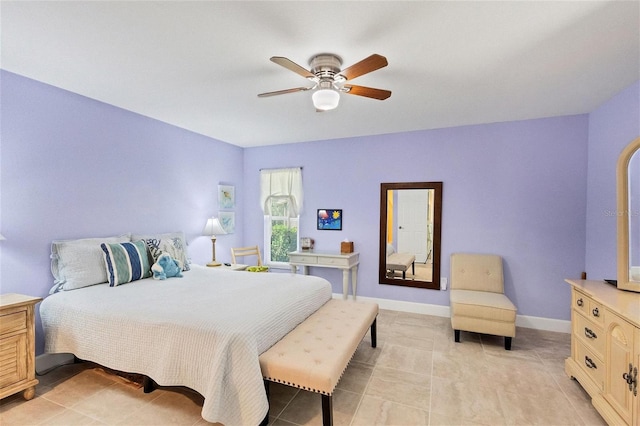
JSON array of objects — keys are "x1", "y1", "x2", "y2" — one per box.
[
  {"x1": 505, "y1": 337, "x2": 512, "y2": 350},
  {"x1": 454, "y1": 329, "x2": 460, "y2": 342}
]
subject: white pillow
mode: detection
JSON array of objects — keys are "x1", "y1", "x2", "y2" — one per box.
[
  {"x1": 51, "y1": 234, "x2": 131, "y2": 290},
  {"x1": 131, "y1": 231, "x2": 190, "y2": 271}
]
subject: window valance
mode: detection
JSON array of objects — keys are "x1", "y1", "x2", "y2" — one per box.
[{"x1": 260, "y1": 167, "x2": 303, "y2": 217}]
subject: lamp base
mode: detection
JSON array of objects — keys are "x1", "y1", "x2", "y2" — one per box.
[{"x1": 206, "y1": 261, "x2": 222, "y2": 267}]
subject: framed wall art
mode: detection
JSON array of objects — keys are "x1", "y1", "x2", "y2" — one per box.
[
  {"x1": 219, "y1": 211, "x2": 235, "y2": 234},
  {"x1": 218, "y1": 185, "x2": 235, "y2": 209},
  {"x1": 317, "y1": 209, "x2": 342, "y2": 230}
]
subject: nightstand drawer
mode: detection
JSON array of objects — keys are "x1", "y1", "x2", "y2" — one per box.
[
  {"x1": 0, "y1": 311, "x2": 26, "y2": 336},
  {"x1": 574, "y1": 312, "x2": 605, "y2": 357},
  {"x1": 575, "y1": 340, "x2": 604, "y2": 390}
]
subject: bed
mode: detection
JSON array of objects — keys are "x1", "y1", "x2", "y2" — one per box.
[{"x1": 41, "y1": 233, "x2": 332, "y2": 425}]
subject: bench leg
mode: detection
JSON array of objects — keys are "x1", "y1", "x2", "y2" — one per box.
[
  {"x1": 505, "y1": 337, "x2": 512, "y2": 351},
  {"x1": 454, "y1": 329, "x2": 460, "y2": 343},
  {"x1": 322, "y1": 394, "x2": 333, "y2": 426},
  {"x1": 371, "y1": 318, "x2": 377, "y2": 348}
]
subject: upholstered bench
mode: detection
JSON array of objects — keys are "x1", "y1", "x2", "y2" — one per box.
[
  {"x1": 259, "y1": 299, "x2": 378, "y2": 426},
  {"x1": 386, "y1": 252, "x2": 415, "y2": 278}
]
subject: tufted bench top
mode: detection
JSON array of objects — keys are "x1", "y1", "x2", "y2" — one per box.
[
  {"x1": 386, "y1": 252, "x2": 415, "y2": 271},
  {"x1": 259, "y1": 298, "x2": 378, "y2": 396}
]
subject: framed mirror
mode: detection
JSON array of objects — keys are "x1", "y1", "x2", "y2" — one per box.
[
  {"x1": 617, "y1": 136, "x2": 640, "y2": 292},
  {"x1": 379, "y1": 182, "x2": 443, "y2": 290}
]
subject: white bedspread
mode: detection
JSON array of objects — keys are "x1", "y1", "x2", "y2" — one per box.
[{"x1": 40, "y1": 265, "x2": 332, "y2": 425}]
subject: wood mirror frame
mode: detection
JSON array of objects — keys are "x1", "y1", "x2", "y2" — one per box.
[
  {"x1": 617, "y1": 136, "x2": 640, "y2": 292},
  {"x1": 379, "y1": 182, "x2": 442, "y2": 290}
]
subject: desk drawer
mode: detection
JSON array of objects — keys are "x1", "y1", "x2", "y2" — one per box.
[
  {"x1": 289, "y1": 255, "x2": 317, "y2": 265},
  {"x1": 317, "y1": 257, "x2": 350, "y2": 267}
]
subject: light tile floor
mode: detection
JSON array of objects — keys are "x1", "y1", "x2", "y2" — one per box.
[{"x1": 1, "y1": 310, "x2": 606, "y2": 425}]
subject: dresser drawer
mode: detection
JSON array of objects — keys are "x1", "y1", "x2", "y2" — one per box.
[
  {"x1": 574, "y1": 312, "x2": 605, "y2": 357},
  {"x1": 572, "y1": 290, "x2": 590, "y2": 317},
  {"x1": 317, "y1": 257, "x2": 350, "y2": 267},
  {"x1": 575, "y1": 340, "x2": 604, "y2": 390},
  {"x1": 289, "y1": 254, "x2": 317, "y2": 265},
  {"x1": 0, "y1": 311, "x2": 27, "y2": 337},
  {"x1": 586, "y1": 299, "x2": 604, "y2": 325}
]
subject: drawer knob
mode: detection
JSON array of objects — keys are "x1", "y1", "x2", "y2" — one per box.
[
  {"x1": 576, "y1": 298, "x2": 583, "y2": 307},
  {"x1": 592, "y1": 307, "x2": 599, "y2": 317},
  {"x1": 584, "y1": 356, "x2": 597, "y2": 369},
  {"x1": 584, "y1": 327, "x2": 597, "y2": 339}
]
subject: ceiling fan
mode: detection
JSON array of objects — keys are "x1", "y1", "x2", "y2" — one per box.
[{"x1": 258, "y1": 53, "x2": 391, "y2": 111}]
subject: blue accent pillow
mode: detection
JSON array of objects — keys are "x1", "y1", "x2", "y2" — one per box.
[{"x1": 101, "y1": 240, "x2": 152, "y2": 286}]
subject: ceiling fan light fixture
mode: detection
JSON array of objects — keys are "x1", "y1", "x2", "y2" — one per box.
[{"x1": 312, "y1": 89, "x2": 340, "y2": 111}]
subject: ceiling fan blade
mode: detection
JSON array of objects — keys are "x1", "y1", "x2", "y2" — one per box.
[
  {"x1": 338, "y1": 54, "x2": 388, "y2": 81},
  {"x1": 270, "y1": 57, "x2": 316, "y2": 80},
  {"x1": 342, "y1": 84, "x2": 391, "y2": 100},
  {"x1": 258, "y1": 87, "x2": 312, "y2": 98}
]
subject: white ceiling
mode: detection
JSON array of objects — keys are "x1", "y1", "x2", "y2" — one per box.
[{"x1": 2, "y1": 1, "x2": 639, "y2": 148}]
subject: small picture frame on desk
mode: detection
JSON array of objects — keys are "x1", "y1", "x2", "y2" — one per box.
[{"x1": 317, "y1": 209, "x2": 342, "y2": 230}]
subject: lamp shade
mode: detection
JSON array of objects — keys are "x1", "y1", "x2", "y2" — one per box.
[
  {"x1": 312, "y1": 89, "x2": 340, "y2": 111},
  {"x1": 203, "y1": 217, "x2": 226, "y2": 236}
]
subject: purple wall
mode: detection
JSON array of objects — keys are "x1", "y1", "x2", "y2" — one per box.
[
  {"x1": 585, "y1": 81, "x2": 640, "y2": 279},
  {"x1": 244, "y1": 116, "x2": 589, "y2": 320},
  {"x1": 1, "y1": 69, "x2": 637, "y2": 355},
  {"x1": 0, "y1": 71, "x2": 244, "y2": 353}
]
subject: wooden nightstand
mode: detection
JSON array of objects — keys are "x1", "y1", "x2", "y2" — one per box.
[{"x1": 0, "y1": 294, "x2": 42, "y2": 400}]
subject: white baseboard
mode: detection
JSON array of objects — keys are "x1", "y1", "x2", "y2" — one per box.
[
  {"x1": 334, "y1": 293, "x2": 571, "y2": 334},
  {"x1": 36, "y1": 353, "x2": 75, "y2": 374}
]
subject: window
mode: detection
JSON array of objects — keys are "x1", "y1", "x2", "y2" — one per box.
[{"x1": 260, "y1": 168, "x2": 303, "y2": 268}]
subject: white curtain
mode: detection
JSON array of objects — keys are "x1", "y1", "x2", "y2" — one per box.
[{"x1": 260, "y1": 167, "x2": 303, "y2": 217}]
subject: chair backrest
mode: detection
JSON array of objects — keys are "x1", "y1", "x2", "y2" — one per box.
[
  {"x1": 231, "y1": 245, "x2": 263, "y2": 266},
  {"x1": 450, "y1": 253, "x2": 504, "y2": 294}
]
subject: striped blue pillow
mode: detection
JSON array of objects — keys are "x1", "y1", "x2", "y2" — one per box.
[{"x1": 101, "y1": 240, "x2": 151, "y2": 287}]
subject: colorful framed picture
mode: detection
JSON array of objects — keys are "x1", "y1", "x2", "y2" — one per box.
[
  {"x1": 219, "y1": 211, "x2": 235, "y2": 234},
  {"x1": 218, "y1": 185, "x2": 235, "y2": 209},
  {"x1": 317, "y1": 209, "x2": 342, "y2": 230}
]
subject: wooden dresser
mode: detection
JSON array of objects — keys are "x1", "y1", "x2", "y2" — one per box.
[
  {"x1": 565, "y1": 279, "x2": 640, "y2": 425},
  {"x1": 0, "y1": 293, "x2": 42, "y2": 400}
]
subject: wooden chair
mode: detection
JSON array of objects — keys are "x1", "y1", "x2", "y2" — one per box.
[{"x1": 231, "y1": 245, "x2": 263, "y2": 266}]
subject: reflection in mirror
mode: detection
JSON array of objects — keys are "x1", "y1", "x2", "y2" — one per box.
[
  {"x1": 628, "y1": 148, "x2": 639, "y2": 282},
  {"x1": 379, "y1": 182, "x2": 442, "y2": 290},
  {"x1": 617, "y1": 136, "x2": 640, "y2": 292}
]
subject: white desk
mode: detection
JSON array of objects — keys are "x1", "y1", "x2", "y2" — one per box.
[{"x1": 288, "y1": 251, "x2": 359, "y2": 299}]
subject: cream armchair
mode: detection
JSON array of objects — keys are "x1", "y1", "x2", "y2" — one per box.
[{"x1": 449, "y1": 253, "x2": 517, "y2": 350}]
